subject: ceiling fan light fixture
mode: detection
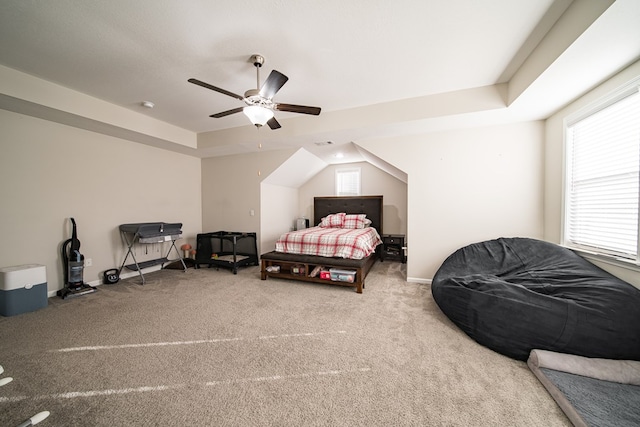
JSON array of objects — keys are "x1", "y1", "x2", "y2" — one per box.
[{"x1": 243, "y1": 105, "x2": 273, "y2": 126}]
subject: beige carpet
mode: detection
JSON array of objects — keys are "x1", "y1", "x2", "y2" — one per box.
[{"x1": 0, "y1": 261, "x2": 569, "y2": 426}]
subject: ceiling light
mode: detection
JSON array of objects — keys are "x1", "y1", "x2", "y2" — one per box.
[
  {"x1": 335, "y1": 152, "x2": 344, "y2": 159},
  {"x1": 243, "y1": 105, "x2": 274, "y2": 126},
  {"x1": 141, "y1": 101, "x2": 155, "y2": 109}
]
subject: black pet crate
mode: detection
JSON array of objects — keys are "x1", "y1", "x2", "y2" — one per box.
[{"x1": 195, "y1": 231, "x2": 258, "y2": 274}]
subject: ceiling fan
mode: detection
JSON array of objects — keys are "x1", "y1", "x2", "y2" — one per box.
[{"x1": 188, "y1": 54, "x2": 321, "y2": 130}]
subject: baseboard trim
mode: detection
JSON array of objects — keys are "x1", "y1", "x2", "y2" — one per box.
[
  {"x1": 407, "y1": 277, "x2": 431, "y2": 284},
  {"x1": 47, "y1": 265, "x2": 163, "y2": 298}
]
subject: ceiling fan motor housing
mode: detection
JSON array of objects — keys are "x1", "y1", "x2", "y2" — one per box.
[
  {"x1": 251, "y1": 54, "x2": 264, "y2": 68},
  {"x1": 243, "y1": 89, "x2": 273, "y2": 108}
]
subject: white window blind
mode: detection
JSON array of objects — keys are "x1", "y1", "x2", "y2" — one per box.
[
  {"x1": 335, "y1": 168, "x2": 361, "y2": 196},
  {"x1": 565, "y1": 85, "x2": 640, "y2": 261}
]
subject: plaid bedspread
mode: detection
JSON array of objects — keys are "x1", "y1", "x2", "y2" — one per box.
[{"x1": 275, "y1": 226, "x2": 382, "y2": 259}]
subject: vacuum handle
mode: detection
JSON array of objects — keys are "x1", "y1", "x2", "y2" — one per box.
[
  {"x1": 69, "y1": 217, "x2": 81, "y2": 252},
  {"x1": 71, "y1": 249, "x2": 84, "y2": 262}
]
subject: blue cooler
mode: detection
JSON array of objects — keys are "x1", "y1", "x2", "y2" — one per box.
[{"x1": 0, "y1": 264, "x2": 48, "y2": 316}]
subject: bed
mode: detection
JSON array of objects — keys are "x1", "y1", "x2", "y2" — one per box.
[{"x1": 261, "y1": 195, "x2": 383, "y2": 293}]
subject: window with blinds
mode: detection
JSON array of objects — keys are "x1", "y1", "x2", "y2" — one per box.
[
  {"x1": 335, "y1": 168, "x2": 361, "y2": 196},
  {"x1": 564, "y1": 81, "x2": 640, "y2": 262}
]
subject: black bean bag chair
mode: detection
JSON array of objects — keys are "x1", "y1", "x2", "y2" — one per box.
[{"x1": 431, "y1": 237, "x2": 640, "y2": 361}]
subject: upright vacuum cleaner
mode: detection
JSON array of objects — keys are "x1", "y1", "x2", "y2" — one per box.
[{"x1": 57, "y1": 217, "x2": 97, "y2": 299}]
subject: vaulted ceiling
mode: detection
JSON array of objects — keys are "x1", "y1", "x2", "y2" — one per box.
[{"x1": 1, "y1": 0, "x2": 639, "y2": 163}]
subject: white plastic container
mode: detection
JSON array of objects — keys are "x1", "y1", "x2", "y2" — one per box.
[
  {"x1": 0, "y1": 264, "x2": 47, "y2": 316},
  {"x1": 329, "y1": 268, "x2": 356, "y2": 283}
]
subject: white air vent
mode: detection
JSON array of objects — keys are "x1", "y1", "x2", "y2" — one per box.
[{"x1": 314, "y1": 141, "x2": 334, "y2": 146}]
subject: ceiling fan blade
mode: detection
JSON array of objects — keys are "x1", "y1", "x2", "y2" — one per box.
[
  {"x1": 188, "y1": 78, "x2": 244, "y2": 101},
  {"x1": 210, "y1": 107, "x2": 244, "y2": 118},
  {"x1": 259, "y1": 70, "x2": 288, "y2": 99},
  {"x1": 275, "y1": 103, "x2": 321, "y2": 115},
  {"x1": 267, "y1": 117, "x2": 281, "y2": 130}
]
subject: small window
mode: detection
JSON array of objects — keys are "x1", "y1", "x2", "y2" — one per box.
[
  {"x1": 563, "y1": 78, "x2": 640, "y2": 263},
  {"x1": 335, "y1": 168, "x2": 361, "y2": 196}
]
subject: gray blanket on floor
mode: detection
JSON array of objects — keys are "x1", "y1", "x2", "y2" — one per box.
[{"x1": 528, "y1": 349, "x2": 640, "y2": 427}]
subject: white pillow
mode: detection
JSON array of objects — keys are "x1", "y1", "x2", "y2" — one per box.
[
  {"x1": 343, "y1": 214, "x2": 370, "y2": 229},
  {"x1": 319, "y1": 212, "x2": 346, "y2": 228}
]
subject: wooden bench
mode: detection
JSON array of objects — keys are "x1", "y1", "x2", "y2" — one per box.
[{"x1": 260, "y1": 251, "x2": 378, "y2": 293}]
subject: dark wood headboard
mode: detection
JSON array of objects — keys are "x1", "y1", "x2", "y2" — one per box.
[{"x1": 313, "y1": 196, "x2": 383, "y2": 235}]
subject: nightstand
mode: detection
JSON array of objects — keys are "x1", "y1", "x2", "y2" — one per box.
[{"x1": 381, "y1": 234, "x2": 406, "y2": 263}]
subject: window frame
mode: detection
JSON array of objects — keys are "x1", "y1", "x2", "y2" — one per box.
[
  {"x1": 335, "y1": 167, "x2": 361, "y2": 196},
  {"x1": 561, "y1": 76, "x2": 640, "y2": 271}
]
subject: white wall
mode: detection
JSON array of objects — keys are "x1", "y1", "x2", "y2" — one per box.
[
  {"x1": 201, "y1": 152, "x2": 407, "y2": 255},
  {"x1": 360, "y1": 121, "x2": 544, "y2": 282},
  {"x1": 298, "y1": 162, "x2": 407, "y2": 235},
  {"x1": 0, "y1": 109, "x2": 202, "y2": 294},
  {"x1": 545, "y1": 59, "x2": 640, "y2": 287},
  {"x1": 260, "y1": 183, "x2": 299, "y2": 254},
  {"x1": 258, "y1": 148, "x2": 325, "y2": 253},
  {"x1": 201, "y1": 148, "x2": 297, "y2": 254},
  {"x1": 1, "y1": 109, "x2": 544, "y2": 292}
]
